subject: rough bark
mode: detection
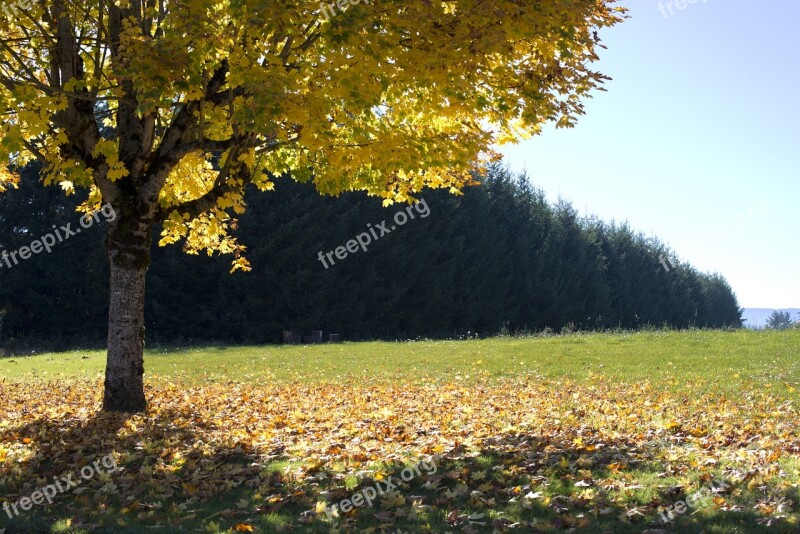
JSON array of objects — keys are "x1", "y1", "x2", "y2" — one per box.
[{"x1": 102, "y1": 210, "x2": 153, "y2": 412}]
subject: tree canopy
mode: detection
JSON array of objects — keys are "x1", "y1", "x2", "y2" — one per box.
[
  {"x1": 766, "y1": 310, "x2": 794, "y2": 331},
  {"x1": 1, "y1": 0, "x2": 625, "y2": 269}
]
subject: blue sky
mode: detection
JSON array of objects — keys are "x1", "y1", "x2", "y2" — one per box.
[{"x1": 498, "y1": 0, "x2": 799, "y2": 309}]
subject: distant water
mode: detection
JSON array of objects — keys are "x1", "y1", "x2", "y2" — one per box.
[{"x1": 742, "y1": 308, "x2": 800, "y2": 328}]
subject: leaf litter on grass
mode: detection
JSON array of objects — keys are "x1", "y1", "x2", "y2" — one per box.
[{"x1": 1, "y1": 375, "x2": 799, "y2": 532}]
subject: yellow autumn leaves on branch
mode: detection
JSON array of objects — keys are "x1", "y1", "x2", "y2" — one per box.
[{"x1": 0, "y1": 0, "x2": 625, "y2": 264}]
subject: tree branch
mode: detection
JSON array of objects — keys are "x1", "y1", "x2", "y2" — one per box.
[
  {"x1": 137, "y1": 61, "x2": 232, "y2": 206},
  {"x1": 46, "y1": 2, "x2": 117, "y2": 202}
]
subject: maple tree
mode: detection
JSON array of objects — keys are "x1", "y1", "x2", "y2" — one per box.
[{"x1": 0, "y1": 0, "x2": 625, "y2": 412}]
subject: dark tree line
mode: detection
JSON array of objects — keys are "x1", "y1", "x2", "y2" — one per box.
[{"x1": 0, "y1": 164, "x2": 742, "y2": 350}]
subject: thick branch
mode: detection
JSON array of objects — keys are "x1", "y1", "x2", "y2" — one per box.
[
  {"x1": 108, "y1": 4, "x2": 154, "y2": 188},
  {"x1": 47, "y1": 2, "x2": 119, "y2": 203},
  {"x1": 137, "y1": 61, "x2": 232, "y2": 206}
]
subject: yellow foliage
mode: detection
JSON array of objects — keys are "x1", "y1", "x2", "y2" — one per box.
[{"x1": 0, "y1": 0, "x2": 626, "y2": 265}]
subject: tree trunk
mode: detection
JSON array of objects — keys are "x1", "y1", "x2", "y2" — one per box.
[{"x1": 103, "y1": 212, "x2": 153, "y2": 412}]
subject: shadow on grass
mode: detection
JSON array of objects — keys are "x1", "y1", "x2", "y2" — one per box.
[{"x1": 0, "y1": 414, "x2": 795, "y2": 533}]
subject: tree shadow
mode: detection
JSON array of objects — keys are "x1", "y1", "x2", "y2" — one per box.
[
  {"x1": 0, "y1": 416, "x2": 796, "y2": 533},
  {"x1": 0, "y1": 408, "x2": 272, "y2": 532}
]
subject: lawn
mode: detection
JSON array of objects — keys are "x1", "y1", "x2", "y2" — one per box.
[{"x1": 1, "y1": 330, "x2": 800, "y2": 533}]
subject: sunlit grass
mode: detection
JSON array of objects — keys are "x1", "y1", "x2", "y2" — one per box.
[{"x1": 2, "y1": 330, "x2": 799, "y2": 398}]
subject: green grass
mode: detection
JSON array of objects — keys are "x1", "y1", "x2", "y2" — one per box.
[
  {"x1": 2, "y1": 329, "x2": 799, "y2": 394},
  {"x1": 3, "y1": 329, "x2": 800, "y2": 533}
]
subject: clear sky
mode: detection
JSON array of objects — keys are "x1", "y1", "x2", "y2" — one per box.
[{"x1": 498, "y1": 0, "x2": 799, "y2": 309}]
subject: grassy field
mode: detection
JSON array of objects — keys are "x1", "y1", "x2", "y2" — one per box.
[
  {"x1": 1, "y1": 329, "x2": 800, "y2": 533},
  {"x1": 3, "y1": 329, "x2": 800, "y2": 393}
]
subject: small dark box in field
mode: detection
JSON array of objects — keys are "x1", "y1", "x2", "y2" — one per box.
[{"x1": 283, "y1": 330, "x2": 333, "y2": 344}]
